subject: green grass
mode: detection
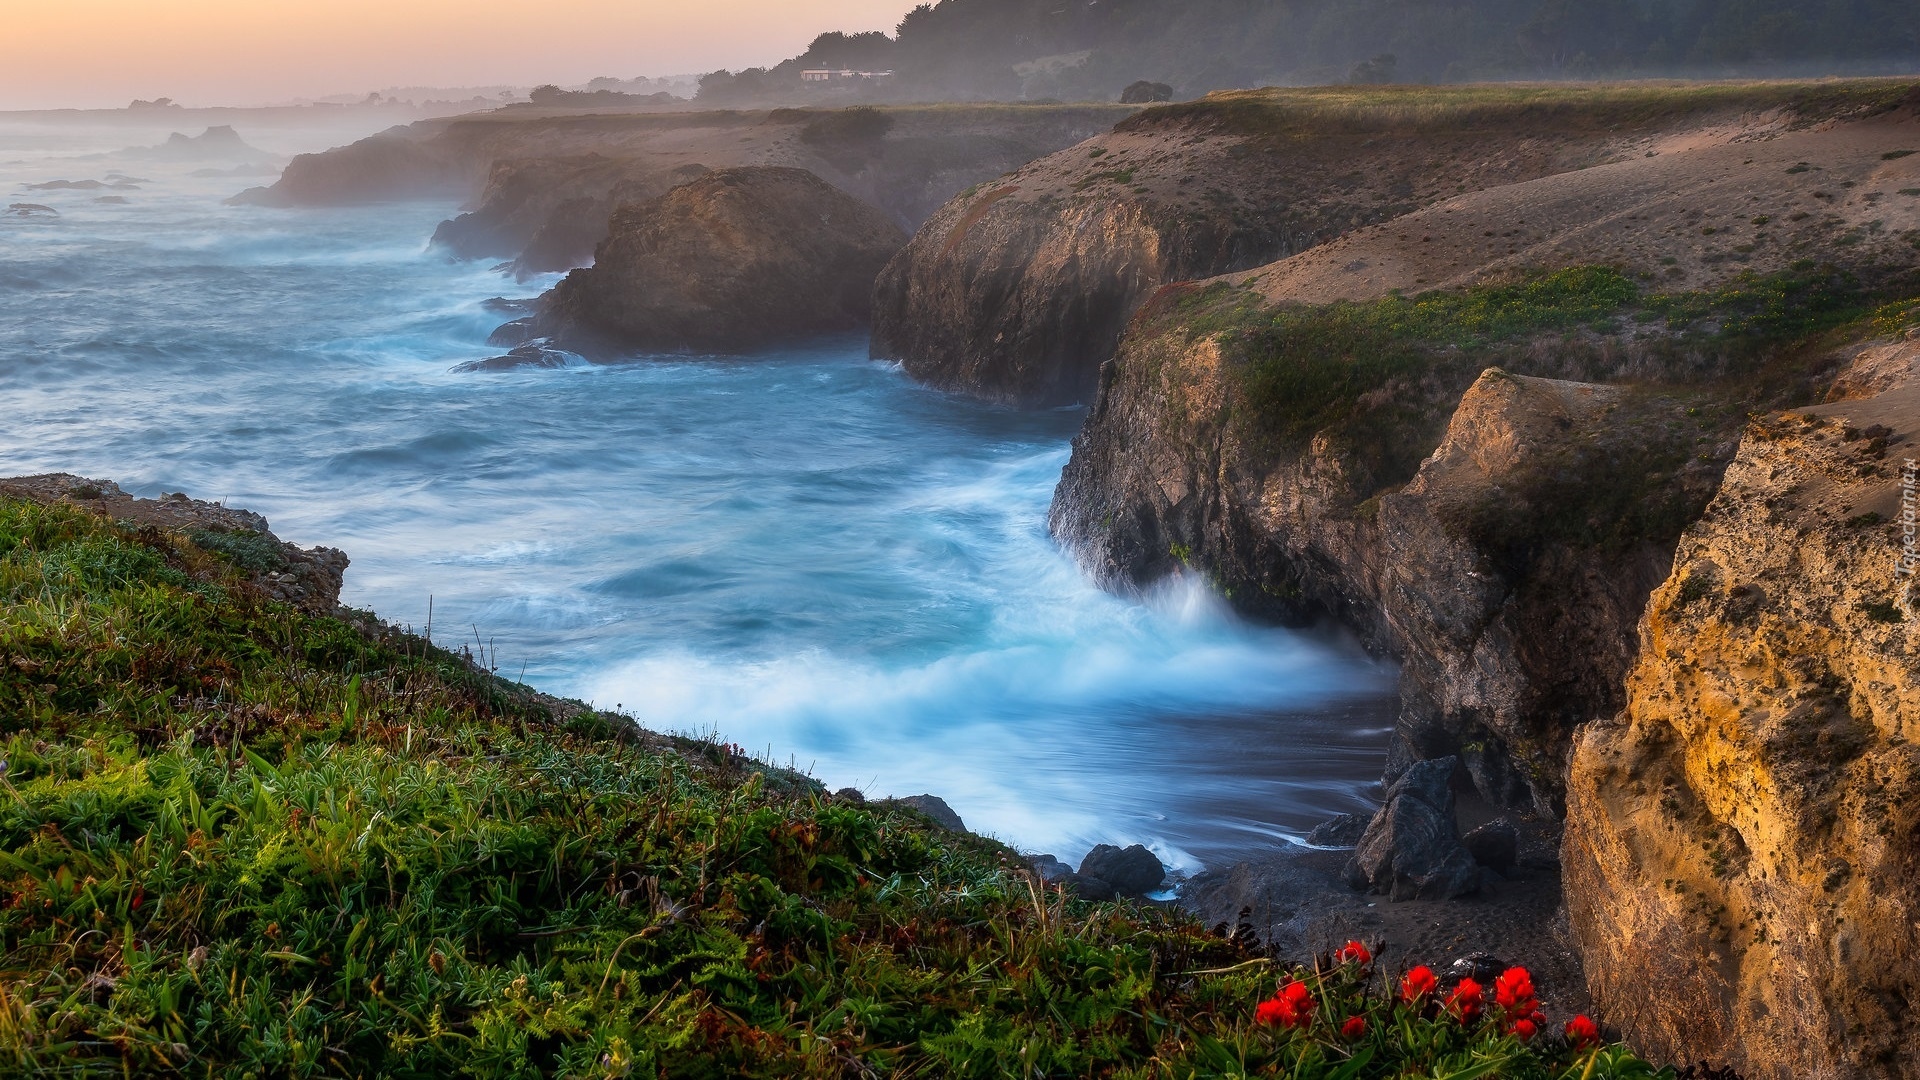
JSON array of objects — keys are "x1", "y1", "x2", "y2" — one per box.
[
  {"x1": 1120, "y1": 78, "x2": 1920, "y2": 140},
  {"x1": 1170, "y1": 263, "x2": 1913, "y2": 464},
  {"x1": 0, "y1": 498, "x2": 1672, "y2": 1077}
]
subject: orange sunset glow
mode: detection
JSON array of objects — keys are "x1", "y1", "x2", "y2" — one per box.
[{"x1": 0, "y1": 0, "x2": 913, "y2": 109}]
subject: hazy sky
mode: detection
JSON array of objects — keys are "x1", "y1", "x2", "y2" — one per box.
[{"x1": 1, "y1": 0, "x2": 915, "y2": 110}]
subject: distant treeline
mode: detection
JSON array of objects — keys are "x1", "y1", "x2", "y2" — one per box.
[{"x1": 695, "y1": 0, "x2": 1920, "y2": 104}]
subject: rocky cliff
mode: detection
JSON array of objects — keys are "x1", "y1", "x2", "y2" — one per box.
[
  {"x1": 1564, "y1": 339, "x2": 1920, "y2": 1078},
  {"x1": 1052, "y1": 338, "x2": 1732, "y2": 810},
  {"x1": 526, "y1": 167, "x2": 907, "y2": 355},
  {"x1": 872, "y1": 81, "x2": 1920, "y2": 407},
  {"x1": 1049, "y1": 84, "x2": 1919, "y2": 808}
]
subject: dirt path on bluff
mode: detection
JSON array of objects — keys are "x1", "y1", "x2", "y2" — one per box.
[{"x1": 1236, "y1": 111, "x2": 1920, "y2": 304}]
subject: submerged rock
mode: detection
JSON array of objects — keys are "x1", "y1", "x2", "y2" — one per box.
[
  {"x1": 5, "y1": 203, "x2": 57, "y2": 217},
  {"x1": 450, "y1": 343, "x2": 576, "y2": 373},
  {"x1": 529, "y1": 166, "x2": 907, "y2": 356},
  {"x1": 1345, "y1": 757, "x2": 1480, "y2": 901}
]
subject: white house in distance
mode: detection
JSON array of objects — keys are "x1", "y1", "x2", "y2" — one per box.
[{"x1": 800, "y1": 69, "x2": 895, "y2": 82}]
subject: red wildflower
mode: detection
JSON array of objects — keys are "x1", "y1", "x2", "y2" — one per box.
[
  {"x1": 1445, "y1": 977, "x2": 1484, "y2": 1023},
  {"x1": 1494, "y1": 967, "x2": 1537, "y2": 1013},
  {"x1": 1510, "y1": 1018, "x2": 1537, "y2": 1041},
  {"x1": 1255, "y1": 980, "x2": 1316, "y2": 1028},
  {"x1": 1334, "y1": 940, "x2": 1372, "y2": 967},
  {"x1": 1565, "y1": 1014, "x2": 1601, "y2": 1048},
  {"x1": 1399, "y1": 965, "x2": 1439, "y2": 1004},
  {"x1": 1340, "y1": 1015, "x2": 1367, "y2": 1040}
]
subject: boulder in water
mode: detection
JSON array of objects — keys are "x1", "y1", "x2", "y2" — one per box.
[
  {"x1": 1078, "y1": 844, "x2": 1166, "y2": 897},
  {"x1": 5, "y1": 203, "x2": 57, "y2": 217}
]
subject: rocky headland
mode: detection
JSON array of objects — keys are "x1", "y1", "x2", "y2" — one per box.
[{"x1": 857, "y1": 77, "x2": 1920, "y2": 1074}]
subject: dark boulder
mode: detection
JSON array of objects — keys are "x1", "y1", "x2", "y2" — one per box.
[
  {"x1": 6, "y1": 203, "x2": 58, "y2": 217},
  {"x1": 1079, "y1": 844, "x2": 1166, "y2": 897},
  {"x1": 1028, "y1": 854, "x2": 1073, "y2": 883},
  {"x1": 1461, "y1": 818, "x2": 1519, "y2": 875},
  {"x1": 1345, "y1": 756, "x2": 1481, "y2": 901},
  {"x1": 894, "y1": 794, "x2": 965, "y2": 833},
  {"x1": 530, "y1": 166, "x2": 907, "y2": 356}
]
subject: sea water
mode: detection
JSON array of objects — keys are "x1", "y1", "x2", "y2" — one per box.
[{"x1": 0, "y1": 115, "x2": 1393, "y2": 871}]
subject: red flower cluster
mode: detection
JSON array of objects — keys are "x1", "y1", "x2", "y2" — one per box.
[
  {"x1": 1566, "y1": 1014, "x2": 1601, "y2": 1048},
  {"x1": 1494, "y1": 966, "x2": 1547, "y2": 1039},
  {"x1": 1251, "y1": 958, "x2": 1606, "y2": 1057},
  {"x1": 1399, "y1": 965, "x2": 1439, "y2": 1004},
  {"x1": 1254, "y1": 980, "x2": 1316, "y2": 1029},
  {"x1": 1444, "y1": 977, "x2": 1484, "y2": 1023}
]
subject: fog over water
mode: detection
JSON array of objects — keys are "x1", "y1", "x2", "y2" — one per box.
[{"x1": 0, "y1": 116, "x2": 1395, "y2": 872}]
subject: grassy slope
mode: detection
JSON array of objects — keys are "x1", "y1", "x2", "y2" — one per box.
[
  {"x1": 1146, "y1": 262, "x2": 1920, "y2": 517},
  {"x1": 0, "y1": 499, "x2": 1673, "y2": 1077}
]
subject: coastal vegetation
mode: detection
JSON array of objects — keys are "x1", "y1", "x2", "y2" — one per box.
[{"x1": 0, "y1": 495, "x2": 1668, "y2": 1076}]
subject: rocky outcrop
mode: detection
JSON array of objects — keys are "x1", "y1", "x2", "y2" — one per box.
[
  {"x1": 0, "y1": 474, "x2": 348, "y2": 614},
  {"x1": 1564, "y1": 363, "x2": 1920, "y2": 1079},
  {"x1": 229, "y1": 129, "x2": 466, "y2": 206},
  {"x1": 527, "y1": 167, "x2": 906, "y2": 356},
  {"x1": 1047, "y1": 89, "x2": 1920, "y2": 808},
  {"x1": 430, "y1": 156, "x2": 698, "y2": 273}
]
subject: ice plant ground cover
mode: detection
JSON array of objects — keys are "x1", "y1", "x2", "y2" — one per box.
[{"x1": 0, "y1": 496, "x2": 1667, "y2": 1076}]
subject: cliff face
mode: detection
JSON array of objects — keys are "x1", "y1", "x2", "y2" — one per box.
[
  {"x1": 1373, "y1": 373, "x2": 1729, "y2": 811},
  {"x1": 531, "y1": 167, "x2": 907, "y2": 355},
  {"x1": 1564, "y1": 359, "x2": 1920, "y2": 1078},
  {"x1": 1052, "y1": 346, "x2": 1726, "y2": 809}
]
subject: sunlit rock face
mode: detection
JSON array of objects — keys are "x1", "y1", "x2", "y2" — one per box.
[{"x1": 1565, "y1": 365, "x2": 1920, "y2": 1079}]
